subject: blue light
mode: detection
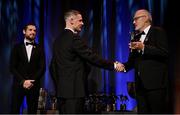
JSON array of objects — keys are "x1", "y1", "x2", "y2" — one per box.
[
  {"x1": 115, "y1": 0, "x2": 136, "y2": 111},
  {"x1": 101, "y1": 0, "x2": 110, "y2": 94}
]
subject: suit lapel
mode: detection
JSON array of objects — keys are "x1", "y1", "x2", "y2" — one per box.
[
  {"x1": 30, "y1": 44, "x2": 38, "y2": 62},
  {"x1": 21, "y1": 44, "x2": 29, "y2": 62},
  {"x1": 21, "y1": 43, "x2": 38, "y2": 63},
  {"x1": 30, "y1": 46, "x2": 36, "y2": 62},
  {"x1": 144, "y1": 27, "x2": 152, "y2": 44}
]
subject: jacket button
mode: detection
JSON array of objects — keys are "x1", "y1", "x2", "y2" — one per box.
[{"x1": 138, "y1": 71, "x2": 140, "y2": 76}]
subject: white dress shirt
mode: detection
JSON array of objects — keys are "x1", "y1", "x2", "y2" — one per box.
[
  {"x1": 140, "y1": 25, "x2": 151, "y2": 43},
  {"x1": 24, "y1": 38, "x2": 33, "y2": 62},
  {"x1": 139, "y1": 25, "x2": 151, "y2": 54}
]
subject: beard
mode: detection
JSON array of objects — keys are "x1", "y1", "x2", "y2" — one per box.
[
  {"x1": 26, "y1": 35, "x2": 35, "y2": 41},
  {"x1": 74, "y1": 26, "x2": 83, "y2": 34},
  {"x1": 75, "y1": 28, "x2": 80, "y2": 32}
]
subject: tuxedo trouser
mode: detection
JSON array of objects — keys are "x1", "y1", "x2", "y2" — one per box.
[
  {"x1": 57, "y1": 97, "x2": 85, "y2": 114},
  {"x1": 136, "y1": 88, "x2": 168, "y2": 114},
  {"x1": 11, "y1": 84, "x2": 39, "y2": 114}
]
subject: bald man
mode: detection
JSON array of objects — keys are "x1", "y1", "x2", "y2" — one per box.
[{"x1": 122, "y1": 9, "x2": 169, "y2": 113}]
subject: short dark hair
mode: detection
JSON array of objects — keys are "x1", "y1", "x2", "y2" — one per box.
[
  {"x1": 64, "y1": 10, "x2": 81, "y2": 21},
  {"x1": 23, "y1": 22, "x2": 36, "y2": 31}
]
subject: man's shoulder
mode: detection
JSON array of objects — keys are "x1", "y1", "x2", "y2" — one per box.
[
  {"x1": 151, "y1": 26, "x2": 165, "y2": 32},
  {"x1": 63, "y1": 29, "x2": 74, "y2": 36},
  {"x1": 55, "y1": 31, "x2": 78, "y2": 45},
  {"x1": 12, "y1": 42, "x2": 24, "y2": 48},
  {"x1": 148, "y1": 26, "x2": 166, "y2": 36},
  {"x1": 55, "y1": 29, "x2": 74, "y2": 39}
]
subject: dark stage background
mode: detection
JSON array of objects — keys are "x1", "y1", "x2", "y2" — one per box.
[{"x1": 0, "y1": 0, "x2": 179, "y2": 113}]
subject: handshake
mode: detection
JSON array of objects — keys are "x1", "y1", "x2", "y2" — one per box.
[{"x1": 114, "y1": 61, "x2": 126, "y2": 72}]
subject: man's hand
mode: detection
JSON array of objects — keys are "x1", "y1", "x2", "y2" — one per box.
[
  {"x1": 129, "y1": 41, "x2": 144, "y2": 50},
  {"x1": 23, "y1": 80, "x2": 35, "y2": 90},
  {"x1": 114, "y1": 61, "x2": 126, "y2": 72}
]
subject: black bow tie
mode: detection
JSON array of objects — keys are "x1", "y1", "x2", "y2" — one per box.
[
  {"x1": 26, "y1": 42, "x2": 35, "y2": 46},
  {"x1": 135, "y1": 31, "x2": 145, "y2": 36},
  {"x1": 132, "y1": 31, "x2": 145, "y2": 41}
]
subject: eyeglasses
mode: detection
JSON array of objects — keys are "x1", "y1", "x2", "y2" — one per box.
[{"x1": 133, "y1": 15, "x2": 146, "y2": 21}]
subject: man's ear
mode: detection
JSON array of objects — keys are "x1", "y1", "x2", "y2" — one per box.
[
  {"x1": 23, "y1": 30, "x2": 25, "y2": 34},
  {"x1": 70, "y1": 17, "x2": 74, "y2": 25},
  {"x1": 145, "y1": 16, "x2": 149, "y2": 23}
]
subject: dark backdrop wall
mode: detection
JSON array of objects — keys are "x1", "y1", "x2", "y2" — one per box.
[
  {"x1": 0, "y1": 0, "x2": 179, "y2": 113},
  {"x1": 165, "y1": 0, "x2": 180, "y2": 113}
]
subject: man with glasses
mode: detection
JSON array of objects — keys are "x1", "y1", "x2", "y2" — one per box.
[{"x1": 120, "y1": 9, "x2": 169, "y2": 113}]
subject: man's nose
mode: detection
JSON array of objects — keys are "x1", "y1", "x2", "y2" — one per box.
[
  {"x1": 32, "y1": 31, "x2": 36, "y2": 34},
  {"x1": 31, "y1": 32, "x2": 36, "y2": 35},
  {"x1": 133, "y1": 20, "x2": 136, "y2": 24}
]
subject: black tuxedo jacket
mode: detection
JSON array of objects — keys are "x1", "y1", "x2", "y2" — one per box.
[
  {"x1": 10, "y1": 42, "x2": 45, "y2": 87},
  {"x1": 50, "y1": 29, "x2": 114, "y2": 98},
  {"x1": 124, "y1": 26, "x2": 169, "y2": 89}
]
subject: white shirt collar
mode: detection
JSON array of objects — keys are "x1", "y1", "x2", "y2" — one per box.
[
  {"x1": 143, "y1": 25, "x2": 151, "y2": 35},
  {"x1": 24, "y1": 38, "x2": 34, "y2": 44},
  {"x1": 65, "y1": 27, "x2": 77, "y2": 34}
]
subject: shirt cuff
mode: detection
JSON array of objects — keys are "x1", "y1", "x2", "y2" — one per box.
[{"x1": 114, "y1": 63, "x2": 116, "y2": 69}]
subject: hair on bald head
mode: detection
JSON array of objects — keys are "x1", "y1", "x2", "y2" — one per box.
[{"x1": 137, "y1": 9, "x2": 152, "y2": 24}]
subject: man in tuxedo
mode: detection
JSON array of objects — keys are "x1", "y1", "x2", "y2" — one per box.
[
  {"x1": 10, "y1": 23, "x2": 45, "y2": 114},
  {"x1": 120, "y1": 9, "x2": 169, "y2": 113},
  {"x1": 50, "y1": 10, "x2": 123, "y2": 114}
]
